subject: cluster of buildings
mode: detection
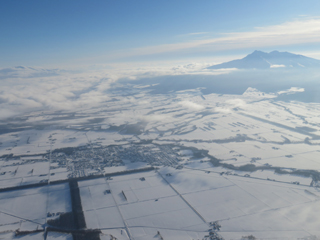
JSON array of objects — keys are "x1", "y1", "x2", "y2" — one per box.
[{"x1": 48, "y1": 144, "x2": 184, "y2": 179}]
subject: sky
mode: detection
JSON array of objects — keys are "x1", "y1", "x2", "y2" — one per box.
[
  {"x1": 1, "y1": 0, "x2": 320, "y2": 68},
  {"x1": 1, "y1": 0, "x2": 320, "y2": 120}
]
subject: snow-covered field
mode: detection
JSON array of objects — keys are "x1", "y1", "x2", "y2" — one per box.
[
  {"x1": 1, "y1": 81, "x2": 320, "y2": 239},
  {"x1": 77, "y1": 166, "x2": 320, "y2": 239},
  {"x1": 0, "y1": 183, "x2": 71, "y2": 237},
  {"x1": 79, "y1": 171, "x2": 208, "y2": 239}
]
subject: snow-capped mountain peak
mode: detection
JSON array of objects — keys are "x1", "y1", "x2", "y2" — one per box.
[{"x1": 208, "y1": 50, "x2": 320, "y2": 69}]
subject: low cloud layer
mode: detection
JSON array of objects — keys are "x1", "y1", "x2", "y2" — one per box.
[
  {"x1": 0, "y1": 68, "x2": 109, "y2": 119},
  {"x1": 0, "y1": 66, "x2": 66, "y2": 79},
  {"x1": 179, "y1": 100, "x2": 205, "y2": 111},
  {"x1": 0, "y1": 62, "x2": 314, "y2": 121},
  {"x1": 0, "y1": 62, "x2": 232, "y2": 120},
  {"x1": 278, "y1": 87, "x2": 305, "y2": 95}
]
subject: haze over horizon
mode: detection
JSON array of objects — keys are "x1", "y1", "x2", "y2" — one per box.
[{"x1": 1, "y1": 0, "x2": 320, "y2": 69}]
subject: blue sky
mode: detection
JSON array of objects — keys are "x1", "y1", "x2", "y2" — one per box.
[{"x1": 1, "y1": 0, "x2": 320, "y2": 68}]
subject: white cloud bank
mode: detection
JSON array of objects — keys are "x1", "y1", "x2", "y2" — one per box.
[
  {"x1": 0, "y1": 62, "x2": 225, "y2": 120},
  {"x1": 277, "y1": 87, "x2": 305, "y2": 95},
  {"x1": 0, "y1": 68, "x2": 114, "y2": 119},
  {"x1": 179, "y1": 100, "x2": 204, "y2": 111},
  {"x1": 0, "y1": 58, "x2": 311, "y2": 121},
  {"x1": 214, "y1": 99, "x2": 247, "y2": 114}
]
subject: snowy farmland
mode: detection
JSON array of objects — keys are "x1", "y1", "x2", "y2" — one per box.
[
  {"x1": 0, "y1": 183, "x2": 71, "y2": 237},
  {"x1": 1, "y1": 82, "x2": 320, "y2": 239},
  {"x1": 76, "y1": 167, "x2": 320, "y2": 240}
]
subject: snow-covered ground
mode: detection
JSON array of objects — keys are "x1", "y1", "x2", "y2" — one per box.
[
  {"x1": 1, "y1": 83, "x2": 320, "y2": 239},
  {"x1": 77, "y1": 167, "x2": 320, "y2": 239},
  {"x1": 0, "y1": 183, "x2": 71, "y2": 234}
]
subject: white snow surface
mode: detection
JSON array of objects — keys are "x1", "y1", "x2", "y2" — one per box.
[{"x1": 1, "y1": 84, "x2": 320, "y2": 239}]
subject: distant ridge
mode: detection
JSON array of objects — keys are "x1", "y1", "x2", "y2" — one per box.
[{"x1": 208, "y1": 50, "x2": 320, "y2": 69}]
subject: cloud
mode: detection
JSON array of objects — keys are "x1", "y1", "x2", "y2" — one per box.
[
  {"x1": 177, "y1": 32, "x2": 209, "y2": 37},
  {"x1": 277, "y1": 87, "x2": 305, "y2": 95},
  {"x1": 142, "y1": 114, "x2": 173, "y2": 123},
  {"x1": 226, "y1": 99, "x2": 247, "y2": 108},
  {"x1": 0, "y1": 66, "x2": 67, "y2": 79},
  {"x1": 169, "y1": 63, "x2": 237, "y2": 76},
  {"x1": 270, "y1": 64, "x2": 286, "y2": 68},
  {"x1": 0, "y1": 57, "x2": 310, "y2": 122},
  {"x1": 2, "y1": 59, "x2": 234, "y2": 121},
  {"x1": 214, "y1": 107, "x2": 231, "y2": 114},
  {"x1": 214, "y1": 98, "x2": 247, "y2": 114},
  {"x1": 106, "y1": 17, "x2": 320, "y2": 60},
  {"x1": 0, "y1": 66, "x2": 119, "y2": 119},
  {"x1": 0, "y1": 109, "x2": 17, "y2": 120},
  {"x1": 186, "y1": 32, "x2": 209, "y2": 36},
  {"x1": 179, "y1": 100, "x2": 204, "y2": 111}
]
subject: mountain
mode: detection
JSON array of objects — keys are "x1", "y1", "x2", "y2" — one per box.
[{"x1": 208, "y1": 50, "x2": 320, "y2": 69}]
